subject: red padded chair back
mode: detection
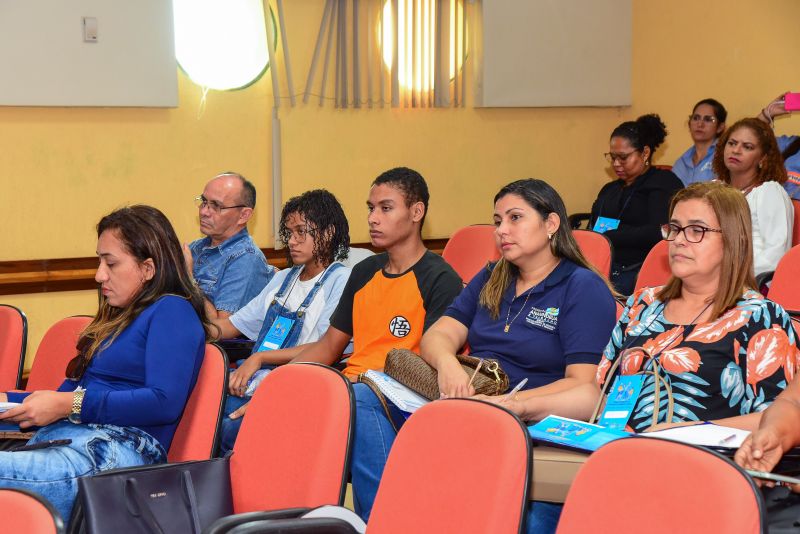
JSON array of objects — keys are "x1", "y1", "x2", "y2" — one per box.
[
  {"x1": 557, "y1": 438, "x2": 765, "y2": 534},
  {"x1": 767, "y1": 244, "x2": 800, "y2": 312},
  {"x1": 229, "y1": 363, "x2": 354, "y2": 513},
  {"x1": 572, "y1": 229, "x2": 613, "y2": 278},
  {"x1": 0, "y1": 488, "x2": 64, "y2": 533},
  {"x1": 0, "y1": 305, "x2": 27, "y2": 390},
  {"x1": 634, "y1": 240, "x2": 671, "y2": 292},
  {"x1": 368, "y1": 399, "x2": 530, "y2": 534},
  {"x1": 792, "y1": 199, "x2": 800, "y2": 247},
  {"x1": 442, "y1": 225, "x2": 500, "y2": 284},
  {"x1": 26, "y1": 316, "x2": 92, "y2": 391},
  {"x1": 167, "y1": 343, "x2": 228, "y2": 462}
]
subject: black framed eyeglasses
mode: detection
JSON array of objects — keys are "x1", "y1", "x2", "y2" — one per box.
[
  {"x1": 194, "y1": 195, "x2": 247, "y2": 214},
  {"x1": 604, "y1": 150, "x2": 638, "y2": 163},
  {"x1": 65, "y1": 353, "x2": 89, "y2": 381},
  {"x1": 661, "y1": 223, "x2": 722, "y2": 243},
  {"x1": 689, "y1": 114, "x2": 717, "y2": 124}
]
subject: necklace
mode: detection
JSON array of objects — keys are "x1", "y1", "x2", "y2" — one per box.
[{"x1": 504, "y1": 287, "x2": 534, "y2": 333}]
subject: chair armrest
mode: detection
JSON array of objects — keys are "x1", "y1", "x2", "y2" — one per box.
[
  {"x1": 568, "y1": 213, "x2": 592, "y2": 230},
  {"x1": 204, "y1": 508, "x2": 311, "y2": 534}
]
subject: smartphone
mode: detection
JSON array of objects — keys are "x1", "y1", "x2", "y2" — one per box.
[
  {"x1": 784, "y1": 92, "x2": 800, "y2": 112},
  {"x1": 746, "y1": 469, "x2": 800, "y2": 486}
]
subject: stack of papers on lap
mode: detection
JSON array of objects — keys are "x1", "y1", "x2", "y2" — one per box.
[
  {"x1": 643, "y1": 423, "x2": 750, "y2": 448},
  {"x1": 0, "y1": 402, "x2": 20, "y2": 413},
  {"x1": 363, "y1": 370, "x2": 429, "y2": 413},
  {"x1": 528, "y1": 415, "x2": 631, "y2": 453}
]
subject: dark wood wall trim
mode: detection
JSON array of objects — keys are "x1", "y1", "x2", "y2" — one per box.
[{"x1": 0, "y1": 238, "x2": 450, "y2": 296}]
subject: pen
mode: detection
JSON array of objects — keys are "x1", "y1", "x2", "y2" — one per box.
[
  {"x1": 467, "y1": 359, "x2": 484, "y2": 390},
  {"x1": 718, "y1": 434, "x2": 738, "y2": 446},
  {"x1": 504, "y1": 378, "x2": 529, "y2": 401}
]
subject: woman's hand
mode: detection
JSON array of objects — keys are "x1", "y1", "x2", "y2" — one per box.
[
  {"x1": 228, "y1": 355, "x2": 262, "y2": 396},
  {"x1": 472, "y1": 393, "x2": 530, "y2": 421},
  {"x1": 436, "y1": 358, "x2": 474, "y2": 399},
  {"x1": 0, "y1": 391, "x2": 72, "y2": 428}
]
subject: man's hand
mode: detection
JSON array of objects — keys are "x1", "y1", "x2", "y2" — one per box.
[
  {"x1": 183, "y1": 243, "x2": 195, "y2": 274},
  {"x1": 229, "y1": 356, "x2": 262, "y2": 396},
  {"x1": 229, "y1": 401, "x2": 249, "y2": 420}
]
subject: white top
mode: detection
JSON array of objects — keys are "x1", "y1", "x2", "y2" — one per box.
[
  {"x1": 230, "y1": 263, "x2": 351, "y2": 346},
  {"x1": 747, "y1": 181, "x2": 794, "y2": 276}
]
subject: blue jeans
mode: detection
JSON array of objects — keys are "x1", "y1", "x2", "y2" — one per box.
[
  {"x1": 219, "y1": 394, "x2": 249, "y2": 456},
  {"x1": 352, "y1": 384, "x2": 563, "y2": 532},
  {"x1": 0, "y1": 420, "x2": 165, "y2": 523}
]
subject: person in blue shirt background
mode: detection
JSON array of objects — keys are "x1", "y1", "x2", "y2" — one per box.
[
  {"x1": 185, "y1": 172, "x2": 275, "y2": 320},
  {"x1": 757, "y1": 94, "x2": 800, "y2": 200},
  {"x1": 351, "y1": 179, "x2": 617, "y2": 534},
  {"x1": 673, "y1": 98, "x2": 727, "y2": 186},
  {"x1": 210, "y1": 189, "x2": 352, "y2": 455},
  {"x1": 0, "y1": 205, "x2": 210, "y2": 522}
]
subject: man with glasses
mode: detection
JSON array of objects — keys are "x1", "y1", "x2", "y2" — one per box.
[{"x1": 185, "y1": 172, "x2": 274, "y2": 319}]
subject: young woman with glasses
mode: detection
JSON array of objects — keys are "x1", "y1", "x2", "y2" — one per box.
[
  {"x1": 209, "y1": 189, "x2": 352, "y2": 455},
  {"x1": 673, "y1": 98, "x2": 728, "y2": 186},
  {"x1": 488, "y1": 182, "x2": 797, "y2": 437},
  {"x1": 0, "y1": 205, "x2": 211, "y2": 523},
  {"x1": 590, "y1": 114, "x2": 684, "y2": 295},
  {"x1": 713, "y1": 117, "x2": 793, "y2": 277}
]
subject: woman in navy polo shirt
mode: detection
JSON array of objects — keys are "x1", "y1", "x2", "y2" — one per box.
[{"x1": 351, "y1": 179, "x2": 617, "y2": 534}]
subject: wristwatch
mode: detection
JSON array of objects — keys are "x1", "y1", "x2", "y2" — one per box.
[{"x1": 69, "y1": 388, "x2": 85, "y2": 424}]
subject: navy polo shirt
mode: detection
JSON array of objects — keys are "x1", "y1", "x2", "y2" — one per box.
[{"x1": 443, "y1": 259, "x2": 616, "y2": 389}]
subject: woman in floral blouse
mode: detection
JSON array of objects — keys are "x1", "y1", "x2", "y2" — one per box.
[{"x1": 488, "y1": 181, "x2": 797, "y2": 432}]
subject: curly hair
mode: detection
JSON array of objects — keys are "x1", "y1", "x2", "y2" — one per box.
[
  {"x1": 713, "y1": 118, "x2": 787, "y2": 185},
  {"x1": 279, "y1": 189, "x2": 350, "y2": 266}
]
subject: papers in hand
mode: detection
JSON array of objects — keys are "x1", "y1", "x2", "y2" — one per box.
[
  {"x1": 644, "y1": 423, "x2": 750, "y2": 448},
  {"x1": 363, "y1": 370, "x2": 429, "y2": 413},
  {"x1": 0, "y1": 402, "x2": 20, "y2": 413}
]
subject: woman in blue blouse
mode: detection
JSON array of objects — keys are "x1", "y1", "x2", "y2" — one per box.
[
  {"x1": 351, "y1": 179, "x2": 617, "y2": 533},
  {"x1": 0, "y1": 205, "x2": 210, "y2": 521}
]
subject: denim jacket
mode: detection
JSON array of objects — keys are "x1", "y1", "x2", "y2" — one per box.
[{"x1": 189, "y1": 228, "x2": 275, "y2": 313}]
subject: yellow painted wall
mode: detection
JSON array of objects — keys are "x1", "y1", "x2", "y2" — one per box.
[{"x1": 3, "y1": 0, "x2": 800, "y2": 366}]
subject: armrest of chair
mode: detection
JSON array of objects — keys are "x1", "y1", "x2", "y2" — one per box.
[
  {"x1": 755, "y1": 271, "x2": 774, "y2": 295},
  {"x1": 226, "y1": 517, "x2": 358, "y2": 533},
  {"x1": 205, "y1": 508, "x2": 311, "y2": 534}
]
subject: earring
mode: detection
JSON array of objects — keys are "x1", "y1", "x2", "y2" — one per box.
[
  {"x1": 547, "y1": 233, "x2": 553, "y2": 240},
  {"x1": 758, "y1": 162, "x2": 763, "y2": 170}
]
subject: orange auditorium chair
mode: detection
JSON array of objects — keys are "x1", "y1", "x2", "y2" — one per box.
[
  {"x1": 442, "y1": 225, "x2": 500, "y2": 284},
  {"x1": 572, "y1": 229, "x2": 613, "y2": 278},
  {"x1": 25, "y1": 315, "x2": 92, "y2": 391},
  {"x1": 634, "y1": 240, "x2": 671, "y2": 293},
  {"x1": 0, "y1": 304, "x2": 27, "y2": 390},
  {"x1": 558, "y1": 438, "x2": 765, "y2": 534}
]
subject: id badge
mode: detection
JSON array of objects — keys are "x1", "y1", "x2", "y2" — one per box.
[
  {"x1": 258, "y1": 316, "x2": 296, "y2": 351},
  {"x1": 597, "y1": 374, "x2": 645, "y2": 430},
  {"x1": 593, "y1": 216, "x2": 620, "y2": 234}
]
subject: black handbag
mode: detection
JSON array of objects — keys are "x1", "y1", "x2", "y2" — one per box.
[{"x1": 76, "y1": 457, "x2": 232, "y2": 534}]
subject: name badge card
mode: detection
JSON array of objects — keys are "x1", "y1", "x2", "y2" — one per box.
[
  {"x1": 597, "y1": 374, "x2": 645, "y2": 430},
  {"x1": 258, "y1": 316, "x2": 296, "y2": 351},
  {"x1": 592, "y1": 217, "x2": 620, "y2": 234}
]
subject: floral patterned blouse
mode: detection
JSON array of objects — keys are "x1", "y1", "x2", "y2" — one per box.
[{"x1": 597, "y1": 287, "x2": 798, "y2": 431}]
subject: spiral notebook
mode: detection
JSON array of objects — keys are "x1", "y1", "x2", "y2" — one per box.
[{"x1": 363, "y1": 370, "x2": 429, "y2": 413}]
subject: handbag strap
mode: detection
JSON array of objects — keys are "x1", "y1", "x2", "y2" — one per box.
[
  {"x1": 124, "y1": 478, "x2": 165, "y2": 534},
  {"x1": 123, "y1": 471, "x2": 203, "y2": 534},
  {"x1": 358, "y1": 374, "x2": 399, "y2": 433},
  {"x1": 591, "y1": 354, "x2": 674, "y2": 430},
  {"x1": 181, "y1": 470, "x2": 202, "y2": 534}
]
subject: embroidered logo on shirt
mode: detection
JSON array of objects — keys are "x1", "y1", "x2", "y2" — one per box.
[
  {"x1": 525, "y1": 307, "x2": 559, "y2": 331},
  {"x1": 389, "y1": 316, "x2": 412, "y2": 338}
]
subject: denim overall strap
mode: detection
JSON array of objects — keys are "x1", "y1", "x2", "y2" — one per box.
[
  {"x1": 250, "y1": 267, "x2": 303, "y2": 352},
  {"x1": 295, "y1": 262, "x2": 344, "y2": 317}
]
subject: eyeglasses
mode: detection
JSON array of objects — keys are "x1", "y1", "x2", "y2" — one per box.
[
  {"x1": 194, "y1": 195, "x2": 247, "y2": 214},
  {"x1": 285, "y1": 227, "x2": 309, "y2": 243},
  {"x1": 661, "y1": 223, "x2": 722, "y2": 243},
  {"x1": 65, "y1": 353, "x2": 89, "y2": 381},
  {"x1": 689, "y1": 114, "x2": 717, "y2": 124},
  {"x1": 604, "y1": 150, "x2": 638, "y2": 163}
]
